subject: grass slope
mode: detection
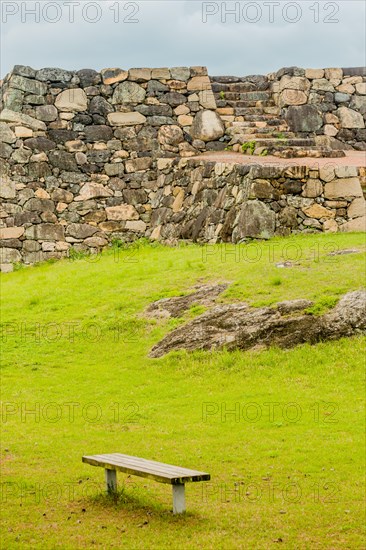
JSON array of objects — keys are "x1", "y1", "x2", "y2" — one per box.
[{"x1": 1, "y1": 233, "x2": 365, "y2": 549}]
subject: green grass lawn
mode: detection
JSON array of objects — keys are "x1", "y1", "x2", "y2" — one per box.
[{"x1": 1, "y1": 233, "x2": 365, "y2": 549}]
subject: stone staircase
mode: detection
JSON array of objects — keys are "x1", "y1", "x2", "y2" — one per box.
[{"x1": 210, "y1": 75, "x2": 345, "y2": 158}]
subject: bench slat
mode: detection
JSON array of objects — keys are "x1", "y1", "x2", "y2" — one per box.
[
  {"x1": 92, "y1": 453, "x2": 204, "y2": 476},
  {"x1": 82, "y1": 453, "x2": 210, "y2": 485}
]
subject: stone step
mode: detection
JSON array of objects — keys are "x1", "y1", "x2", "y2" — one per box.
[
  {"x1": 263, "y1": 106, "x2": 282, "y2": 115},
  {"x1": 214, "y1": 91, "x2": 271, "y2": 102},
  {"x1": 210, "y1": 75, "x2": 241, "y2": 83},
  {"x1": 228, "y1": 100, "x2": 260, "y2": 108},
  {"x1": 233, "y1": 143, "x2": 346, "y2": 158},
  {"x1": 211, "y1": 81, "x2": 270, "y2": 93},
  {"x1": 210, "y1": 75, "x2": 269, "y2": 86},
  {"x1": 222, "y1": 107, "x2": 279, "y2": 120},
  {"x1": 242, "y1": 114, "x2": 284, "y2": 122},
  {"x1": 211, "y1": 82, "x2": 258, "y2": 93},
  {"x1": 224, "y1": 99, "x2": 260, "y2": 107},
  {"x1": 225, "y1": 120, "x2": 288, "y2": 129},
  {"x1": 227, "y1": 125, "x2": 292, "y2": 136},
  {"x1": 233, "y1": 133, "x2": 296, "y2": 140},
  {"x1": 269, "y1": 148, "x2": 346, "y2": 159},
  {"x1": 234, "y1": 106, "x2": 276, "y2": 115},
  {"x1": 231, "y1": 137, "x2": 317, "y2": 148}
]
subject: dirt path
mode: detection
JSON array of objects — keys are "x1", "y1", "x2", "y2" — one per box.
[{"x1": 193, "y1": 150, "x2": 366, "y2": 168}]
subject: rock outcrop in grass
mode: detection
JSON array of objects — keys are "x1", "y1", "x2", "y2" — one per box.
[{"x1": 150, "y1": 290, "x2": 366, "y2": 357}]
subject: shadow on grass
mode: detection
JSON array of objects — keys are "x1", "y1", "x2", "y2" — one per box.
[{"x1": 84, "y1": 485, "x2": 204, "y2": 523}]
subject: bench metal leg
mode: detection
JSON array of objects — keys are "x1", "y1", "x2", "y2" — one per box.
[
  {"x1": 172, "y1": 484, "x2": 185, "y2": 514},
  {"x1": 105, "y1": 469, "x2": 117, "y2": 494}
]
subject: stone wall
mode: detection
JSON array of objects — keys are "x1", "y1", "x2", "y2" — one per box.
[
  {"x1": 0, "y1": 65, "x2": 365, "y2": 268},
  {"x1": 0, "y1": 64, "x2": 224, "y2": 267},
  {"x1": 270, "y1": 66, "x2": 366, "y2": 149},
  {"x1": 1, "y1": 153, "x2": 365, "y2": 267},
  {"x1": 137, "y1": 159, "x2": 366, "y2": 242}
]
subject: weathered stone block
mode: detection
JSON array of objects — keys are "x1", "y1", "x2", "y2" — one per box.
[
  {"x1": 305, "y1": 69, "x2": 324, "y2": 79},
  {"x1": 84, "y1": 236, "x2": 109, "y2": 247},
  {"x1": 335, "y1": 92, "x2": 350, "y2": 103},
  {"x1": 0, "y1": 122, "x2": 16, "y2": 144},
  {"x1": 13, "y1": 65, "x2": 36, "y2": 78},
  {"x1": 24, "y1": 198, "x2": 55, "y2": 212},
  {"x1": 279, "y1": 76, "x2": 310, "y2": 92},
  {"x1": 36, "y1": 68, "x2": 73, "y2": 82},
  {"x1": 101, "y1": 68, "x2": 128, "y2": 85},
  {"x1": 84, "y1": 125, "x2": 113, "y2": 142},
  {"x1": 337, "y1": 107, "x2": 365, "y2": 129},
  {"x1": 2, "y1": 88, "x2": 24, "y2": 111},
  {"x1": 129, "y1": 68, "x2": 152, "y2": 81},
  {"x1": 324, "y1": 178, "x2": 363, "y2": 199},
  {"x1": 151, "y1": 68, "x2": 171, "y2": 79},
  {"x1": 170, "y1": 67, "x2": 191, "y2": 81},
  {"x1": 198, "y1": 90, "x2": 216, "y2": 109},
  {"x1": 161, "y1": 92, "x2": 186, "y2": 106},
  {"x1": 67, "y1": 223, "x2": 98, "y2": 239},
  {"x1": 158, "y1": 125, "x2": 184, "y2": 146},
  {"x1": 25, "y1": 224, "x2": 65, "y2": 241},
  {"x1": 283, "y1": 180, "x2": 303, "y2": 194},
  {"x1": 125, "y1": 220, "x2": 147, "y2": 232},
  {"x1": 0, "y1": 248, "x2": 21, "y2": 264},
  {"x1": 0, "y1": 176, "x2": 16, "y2": 199},
  {"x1": 312, "y1": 79, "x2": 335, "y2": 92},
  {"x1": 35, "y1": 105, "x2": 58, "y2": 122},
  {"x1": 187, "y1": 76, "x2": 211, "y2": 91},
  {"x1": 88, "y1": 96, "x2": 114, "y2": 116},
  {"x1": 24, "y1": 137, "x2": 56, "y2": 152},
  {"x1": 14, "y1": 126, "x2": 33, "y2": 138},
  {"x1": 302, "y1": 204, "x2": 335, "y2": 219},
  {"x1": 0, "y1": 109, "x2": 46, "y2": 131},
  {"x1": 234, "y1": 201, "x2": 275, "y2": 240},
  {"x1": 107, "y1": 112, "x2": 146, "y2": 126},
  {"x1": 105, "y1": 204, "x2": 139, "y2": 220},
  {"x1": 12, "y1": 147, "x2": 32, "y2": 164},
  {"x1": 285, "y1": 105, "x2": 323, "y2": 132},
  {"x1": 324, "y1": 124, "x2": 338, "y2": 136},
  {"x1": 324, "y1": 68, "x2": 343, "y2": 80},
  {"x1": 0, "y1": 227, "x2": 24, "y2": 239},
  {"x1": 48, "y1": 150, "x2": 78, "y2": 171},
  {"x1": 355, "y1": 82, "x2": 366, "y2": 95},
  {"x1": 10, "y1": 75, "x2": 47, "y2": 95},
  {"x1": 348, "y1": 198, "x2": 366, "y2": 218},
  {"x1": 75, "y1": 182, "x2": 113, "y2": 201},
  {"x1": 55, "y1": 89, "x2": 88, "y2": 112},
  {"x1": 249, "y1": 179, "x2": 277, "y2": 199},
  {"x1": 280, "y1": 89, "x2": 308, "y2": 106},
  {"x1": 302, "y1": 179, "x2": 323, "y2": 198},
  {"x1": 99, "y1": 221, "x2": 122, "y2": 232},
  {"x1": 340, "y1": 216, "x2": 366, "y2": 232},
  {"x1": 76, "y1": 69, "x2": 101, "y2": 87},
  {"x1": 125, "y1": 158, "x2": 152, "y2": 172},
  {"x1": 279, "y1": 206, "x2": 298, "y2": 228},
  {"x1": 48, "y1": 129, "x2": 78, "y2": 144},
  {"x1": 0, "y1": 143, "x2": 12, "y2": 159},
  {"x1": 112, "y1": 82, "x2": 146, "y2": 104}
]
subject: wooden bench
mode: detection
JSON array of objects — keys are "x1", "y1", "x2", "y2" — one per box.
[{"x1": 82, "y1": 453, "x2": 210, "y2": 514}]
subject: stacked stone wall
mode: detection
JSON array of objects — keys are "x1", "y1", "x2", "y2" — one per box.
[
  {"x1": 270, "y1": 66, "x2": 366, "y2": 149},
  {"x1": 0, "y1": 65, "x2": 365, "y2": 268}
]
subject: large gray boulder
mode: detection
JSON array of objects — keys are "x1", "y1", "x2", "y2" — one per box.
[
  {"x1": 285, "y1": 105, "x2": 323, "y2": 132},
  {"x1": 190, "y1": 110, "x2": 225, "y2": 142},
  {"x1": 233, "y1": 201, "x2": 276, "y2": 240}
]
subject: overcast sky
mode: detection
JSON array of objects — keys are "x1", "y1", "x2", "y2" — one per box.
[{"x1": 1, "y1": 1, "x2": 365, "y2": 78}]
